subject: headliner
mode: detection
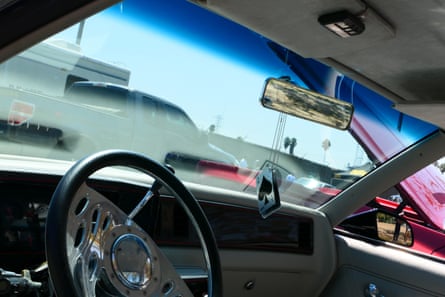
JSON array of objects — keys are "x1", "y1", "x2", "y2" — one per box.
[{"x1": 192, "y1": 0, "x2": 445, "y2": 128}]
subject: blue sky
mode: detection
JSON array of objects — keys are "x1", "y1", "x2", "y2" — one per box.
[{"x1": 51, "y1": 3, "x2": 365, "y2": 170}]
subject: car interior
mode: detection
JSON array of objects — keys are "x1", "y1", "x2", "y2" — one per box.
[{"x1": 0, "y1": 1, "x2": 445, "y2": 297}]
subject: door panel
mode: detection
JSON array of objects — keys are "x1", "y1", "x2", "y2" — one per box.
[{"x1": 321, "y1": 234, "x2": 445, "y2": 297}]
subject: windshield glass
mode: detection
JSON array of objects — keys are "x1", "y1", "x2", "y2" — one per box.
[{"x1": 0, "y1": 0, "x2": 439, "y2": 209}]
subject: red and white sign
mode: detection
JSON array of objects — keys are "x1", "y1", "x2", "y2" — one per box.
[{"x1": 8, "y1": 100, "x2": 35, "y2": 126}]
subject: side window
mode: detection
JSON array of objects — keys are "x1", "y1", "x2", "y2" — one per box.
[
  {"x1": 337, "y1": 157, "x2": 445, "y2": 259},
  {"x1": 337, "y1": 181, "x2": 445, "y2": 261},
  {"x1": 65, "y1": 75, "x2": 87, "y2": 92},
  {"x1": 140, "y1": 95, "x2": 200, "y2": 140},
  {"x1": 163, "y1": 103, "x2": 198, "y2": 135},
  {"x1": 164, "y1": 106, "x2": 193, "y2": 128},
  {"x1": 65, "y1": 85, "x2": 129, "y2": 116},
  {"x1": 141, "y1": 96, "x2": 161, "y2": 123}
]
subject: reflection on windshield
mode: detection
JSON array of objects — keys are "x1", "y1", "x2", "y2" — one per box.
[{"x1": 0, "y1": 0, "x2": 439, "y2": 209}]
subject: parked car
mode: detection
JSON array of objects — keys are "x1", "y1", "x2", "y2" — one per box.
[
  {"x1": 0, "y1": 1, "x2": 445, "y2": 297},
  {"x1": 294, "y1": 177, "x2": 335, "y2": 190}
]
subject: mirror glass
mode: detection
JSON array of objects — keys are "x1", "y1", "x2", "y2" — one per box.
[
  {"x1": 260, "y1": 78, "x2": 354, "y2": 130},
  {"x1": 376, "y1": 212, "x2": 413, "y2": 246}
]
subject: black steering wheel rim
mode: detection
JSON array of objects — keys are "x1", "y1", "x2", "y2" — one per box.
[{"x1": 45, "y1": 149, "x2": 222, "y2": 297}]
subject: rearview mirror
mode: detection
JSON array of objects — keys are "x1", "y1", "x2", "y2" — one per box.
[{"x1": 260, "y1": 78, "x2": 354, "y2": 130}]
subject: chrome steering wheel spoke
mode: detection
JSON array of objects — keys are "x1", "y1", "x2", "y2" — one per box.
[{"x1": 66, "y1": 183, "x2": 120, "y2": 296}]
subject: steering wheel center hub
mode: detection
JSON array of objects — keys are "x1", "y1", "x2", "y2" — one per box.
[
  {"x1": 101, "y1": 223, "x2": 163, "y2": 297},
  {"x1": 112, "y1": 233, "x2": 152, "y2": 288}
]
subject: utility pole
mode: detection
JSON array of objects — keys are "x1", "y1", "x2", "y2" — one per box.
[{"x1": 76, "y1": 20, "x2": 86, "y2": 46}]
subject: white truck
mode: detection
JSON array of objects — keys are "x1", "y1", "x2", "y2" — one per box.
[
  {"x1": 0, "y1": 40, "x2": 238, "y2": 171},
  {"x1": 0, "y1": 39, "x2": 131, "y2": 95}
]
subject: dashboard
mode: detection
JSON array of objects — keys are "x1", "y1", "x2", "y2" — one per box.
[{"x1": 0, "y1": 169, "x2": 314, "y2": 296}]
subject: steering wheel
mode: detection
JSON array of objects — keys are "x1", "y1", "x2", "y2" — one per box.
[{"x1": 45, "y1": 150, "x2": 222, "y2": 297}]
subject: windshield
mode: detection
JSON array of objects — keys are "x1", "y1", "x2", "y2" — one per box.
[{"x1": 0, "y1": 0, "x2": 440, "y2": 209}]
